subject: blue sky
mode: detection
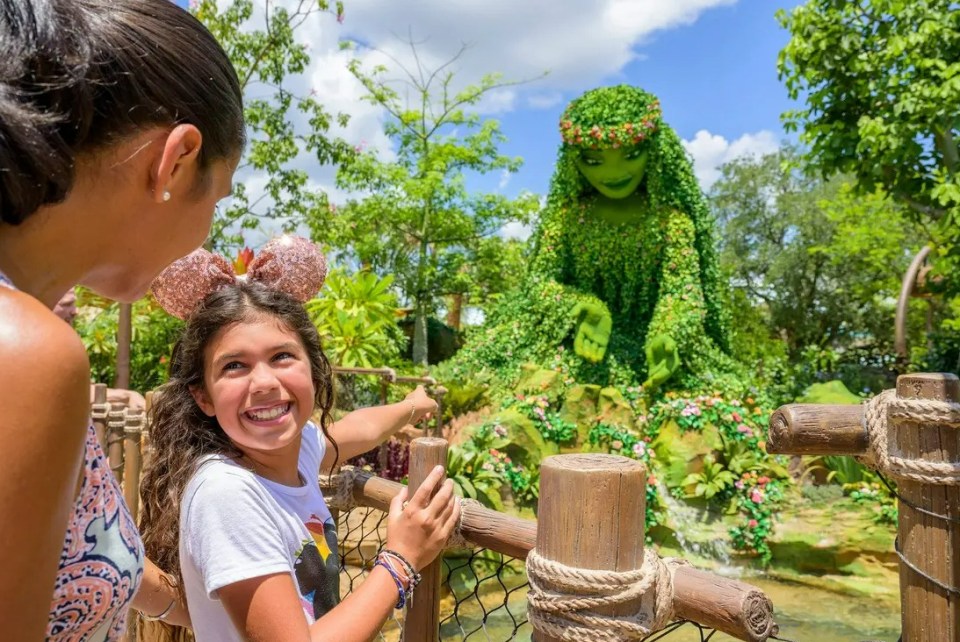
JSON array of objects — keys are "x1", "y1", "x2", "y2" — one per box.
[{"x1": 179, "y1": 0, "x2": 808, "y2": 240}]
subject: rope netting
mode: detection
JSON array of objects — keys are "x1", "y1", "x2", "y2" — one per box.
[{"x1": 335, "y1": 503, "x2": 745, "y2": 641}]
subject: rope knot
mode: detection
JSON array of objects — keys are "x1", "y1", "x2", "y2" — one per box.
[
  {"x1": 524, "y1": 548, "x2": 675, "y2": 641},
  {"x1": 862, "y1": 389, "x2": 960, "y2": 485}
]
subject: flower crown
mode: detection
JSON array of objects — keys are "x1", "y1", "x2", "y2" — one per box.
[
  {"x1": 558, "y1": 85, "x2": 662, "y2": 149},
  {"x1": 152, "y1": 235, "x2": 327, "y2": 320}
]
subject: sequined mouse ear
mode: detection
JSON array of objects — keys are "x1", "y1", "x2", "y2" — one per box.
[
  {"x1": 151, "y1": 249, "x2": 237, "y2": 320},
  {"x1": 246, "y1": 235, "x2": 327, "y2": 303}
]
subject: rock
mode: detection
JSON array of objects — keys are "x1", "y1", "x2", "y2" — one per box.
[
  {"x1": 515, "y1": 364, "x2": 564, "y2": 398},
  {"x1": 596, "y1": 386, "x2": 635, "y2": 428},
  {"x1": 559, "y1": 384, "x2": 601, "y2": 446},
  {"x1": 797, "y1": 380, "x2": 861, "y2": 405},
  {"x1": 491, "y1": 407, "x2": 554, "y2": 468}
]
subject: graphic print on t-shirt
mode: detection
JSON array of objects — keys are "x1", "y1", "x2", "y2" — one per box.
[{"x1": 294, "y1": 513, "x2": 339, "y2": 619}]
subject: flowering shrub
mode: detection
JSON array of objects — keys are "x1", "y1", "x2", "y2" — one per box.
[
  {"x1": 506, "y1": 394, "x2": 578, "y2": 444},
  {"x1": 728, "y1": 472, "x2": 784, "y2": 564},
  {"x1": 848, "y1": 481, "x2": 898, "y2": 525},
  {"x1": 587, "y1": 422, "x2": 664, "y2": 531}
]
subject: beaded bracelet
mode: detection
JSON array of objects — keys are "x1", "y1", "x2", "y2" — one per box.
[
  {"x1": 374, "y1": 559, "x2": 407, "y2": 609},
  {"x1": 381, "y1": 548, "x2": 420, "y2": 585}
]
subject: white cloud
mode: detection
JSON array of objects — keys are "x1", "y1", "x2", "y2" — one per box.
[
  {"x1": 219, "y1": 0, "x2": 740, "y2": 246},
  {"x1": 500, "y1": 221, "x2": 533, "y2": 241},
  {"x1": 682, "y1": 130, "x2": 780, "y2": 190}
]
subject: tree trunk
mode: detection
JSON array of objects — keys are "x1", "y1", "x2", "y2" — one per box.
[
  {"x1": 446, "y1": 293, "x2": 463, "y2": 331},
  {"x1": 413, "y1": 295, "x2": 429, "y2": 365}
]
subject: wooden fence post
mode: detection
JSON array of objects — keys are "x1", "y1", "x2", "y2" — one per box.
[
  {"x1": 895, "y1": 373, "x2": 960, "y2": 641},
  {"x1": 107, "y1": 402, "x2": 125, "y2": 480},
  {"x1": 123, "y1": 412, "x2": 143, "y2": 520},
  {"x1": 533, "y1": 453, "x2": 648, "y2": 642},
  {"x1": 403, "y1": 437, "x2": 448, "y2": 642},
  {"x1": 92, "y1": 383, "x2": 108, "y2": 448}
]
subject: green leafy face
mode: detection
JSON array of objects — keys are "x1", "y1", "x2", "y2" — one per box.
[{"x1": 574, "y1": 145, "x2": 650, "y2": 199}]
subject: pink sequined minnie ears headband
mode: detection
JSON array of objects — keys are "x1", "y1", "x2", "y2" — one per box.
[{"x1": 151, "y1": 235, "x2": 328, "y2": 320}]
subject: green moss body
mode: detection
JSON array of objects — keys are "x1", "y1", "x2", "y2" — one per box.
[{"x1": 453, "y1": 85, "x2": 742, "y2": 392}]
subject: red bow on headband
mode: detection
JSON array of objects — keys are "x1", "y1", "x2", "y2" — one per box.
[{"x1": 152, "y1": 235, "x2": 328, "y2": 320}]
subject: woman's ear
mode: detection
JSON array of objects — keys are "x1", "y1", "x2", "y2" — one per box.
[
  {"x1": 190, "y1": 385, "x2": 216, "y2": 417},
  {"x1": 152, "y1": 124, "x2": 204, "y2": 204}
]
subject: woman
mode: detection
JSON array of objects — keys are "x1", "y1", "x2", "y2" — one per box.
[{"x1": 0, "y1": 0, "x2": 244, "y2": 638}]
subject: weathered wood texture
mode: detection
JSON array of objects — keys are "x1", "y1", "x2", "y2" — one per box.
[
  {"x1": 107, "y1": 402, "x2": 125, "y2": 480},
  {"x1": 533, "y1": 454, "x2": 648, "y2": 642},
  {"x1": 673, "y1": 567, "x2": 777, "y2": 642},
  {"x1": 344, "y1": 467, "x2": 776, "y2": 640},
  {"x1": 92, "y1": 384, "x2": 108, "y2": 448},
  {"x1": 403, "y1": 438, "x2": 448, "y2": 642},
  {"x1": 895, "y1": 373, "x2": 960, "y2": 641},
  {"x1": 767, "y1": 404, "x2": 867, "y2": 455},
  {"x1": 122, "y1": 412, "x2": 142, "y2": 520}
]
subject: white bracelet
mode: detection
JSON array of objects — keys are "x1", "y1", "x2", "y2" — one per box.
[{"x1": 142, "y1": 598, "x2": 176, "y2": 622}]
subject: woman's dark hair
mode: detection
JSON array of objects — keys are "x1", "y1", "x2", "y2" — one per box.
[
  {"x1": 0, "y1": 0, "x2": 245, "y2": 224},
  {"x1": 139, "y1": 283, "x2": 336, "y2": 641}
]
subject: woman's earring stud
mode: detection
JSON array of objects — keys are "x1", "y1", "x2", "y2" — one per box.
[{"x1": 162, "y1": 191, "x2": 171, "y2": 202}]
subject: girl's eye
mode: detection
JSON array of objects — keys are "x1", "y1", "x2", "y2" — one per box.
[
  {"x1": 273, "y1": 351, "x2": 295, "y2": 362},
  {"x1": 625, "y1": 149, "x2": 644, "y2": 161},
  {"x1": 223, "y1": 361, "x2": 245, "y2": 372},
  {"x1": 581, "y1": 157, "x2": 602, "y2": 167}
]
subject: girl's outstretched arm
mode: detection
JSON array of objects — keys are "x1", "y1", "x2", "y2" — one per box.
[
  {"x1": 321, "y1": 385, "x2": 438, "y2": 471},
  {"x1": 218, "y1": 466, "x2": 459, "y2": 642},
  {"x1": 132, "y1": 559, "x2": 191, "y2": 628}
]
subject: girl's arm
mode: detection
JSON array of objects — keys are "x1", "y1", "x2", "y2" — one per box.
[
  {"x1": 321, "y1": 385, "x2": 437, "y2": 471},
  {"x1": 218, "y1": 466, "x2": 459, "y2": 642},
  {"x1": 0, "y1": 293, "x2": 91, "y2": 640},
  {"x1": 132, "y1": 558, "x2": 191, "y2": 628}
]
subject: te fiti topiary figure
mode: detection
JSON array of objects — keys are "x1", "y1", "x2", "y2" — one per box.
[{"x1": 455, "y1": 85, "x2": 742, "y2": 391}]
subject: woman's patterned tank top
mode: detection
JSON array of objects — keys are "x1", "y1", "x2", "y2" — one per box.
[{"x1": 0, "y1": 272, "x2": 144, "y2": 639}]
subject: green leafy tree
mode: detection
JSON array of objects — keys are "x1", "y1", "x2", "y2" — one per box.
[
  {"x1": 305, "y1": 269, "x2": 404, "y2": 368},
  {"x1": 711, "y1": 148, "x2": 925, "y2": 392},
  {"x1": 314, "y1": 44, "x2": 541, "y2": 364},
  {"x1": 193, "y1": 0, "x2": 354, "y2": 251},
  {"x1": 777, "y1": 0, "x2": 959, "y2": 287}
]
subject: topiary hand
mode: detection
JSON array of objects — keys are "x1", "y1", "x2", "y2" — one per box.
[
  {"x1": 571, "y1": 301, "x2": 612, "y2": 362},
  {"x1": 643, "y1": 333, "x2": 680, "y2": 389}
]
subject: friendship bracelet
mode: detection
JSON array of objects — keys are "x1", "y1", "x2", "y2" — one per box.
[
  {"x1": 141, "y1": 598, "x2": 176, "y2": 622},
  {"x1": 381, "y1": 548, "x2": 420, "y2": 585},
  {"x1": 405, "y1": 399, "x2": 417, "y2": 425},
  {"x1": 374, "y1": 559, "x2": 407, "y2": 609}
]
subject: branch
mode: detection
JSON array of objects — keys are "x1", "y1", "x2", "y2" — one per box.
[{"x1": 894, "y1": 191, "x2": 948, "y2": 220}]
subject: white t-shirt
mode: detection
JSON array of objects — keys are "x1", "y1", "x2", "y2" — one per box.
[{"x1": 180, "y1": 422, "x2": 339, "y2": 641}]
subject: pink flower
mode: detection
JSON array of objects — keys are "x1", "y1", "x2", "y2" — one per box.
[
  {"x1": 611, "y1": 440, "x2": 623, "y2": 451},
  {"x1": 737, "y1": 424, "x2": 751, "y2": 434},
  {"x1": 735, "y1": 480, "x2": 744, "y2": 490},
  {"x1": 751, "y1": 489, "x2": 763, "y2": 504},
  {"x1": 748, "y1": 519, "x2": 758, "y2": 528},
  {"x1": 732, "y1": 411, "x2": 742, "y2": 423},
  {"x1": 632, "y1": 442, "x2": 646, "y2": 457},
  {"x1": 758, "y1": 476, "x2": 770, "y2": 486},
  {"x1": 493, "y1": 424, "x2": 508, "y2": 438}
]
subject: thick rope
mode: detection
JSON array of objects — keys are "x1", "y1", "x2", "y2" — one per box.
[
  {"x1": 90, "y1": 402, "x2": 110, "y2": 422},
  {"x1": 525, "y1": 548, "x2": 676, "y2": 641},
  {"x1": 862, "y1": 389, "x2": 960, "y2": 485},
  {"x1": 319, "y1": 467, "x2": 359, "y2": 510},
  {"x1": 445, "y1": 497, "x2": 481, "y2": 550}
]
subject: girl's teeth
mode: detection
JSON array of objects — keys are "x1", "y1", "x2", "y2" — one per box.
[{"x1": 248, "y1": 404, "x2": 289, "y2": 421}]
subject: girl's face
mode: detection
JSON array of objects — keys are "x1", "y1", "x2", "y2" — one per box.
[
  {"x1": 575, "y1": 145, "x2": 649, "y2": 199},
  {"x1": 192, "y1": 315, "x2": 316, "y2": 459}
]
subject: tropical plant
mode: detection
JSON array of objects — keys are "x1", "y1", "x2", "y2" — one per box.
[
  {"x1": 305, "y1": 269, "x2": 404, "y2": 368},
  {"x1": 683, "y1": 455, "x2": 737, "y2": 501}
]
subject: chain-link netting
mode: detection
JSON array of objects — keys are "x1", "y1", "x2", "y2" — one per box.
[{"x1": 335, "y1": 504, "x2": 775, "y2": 642}]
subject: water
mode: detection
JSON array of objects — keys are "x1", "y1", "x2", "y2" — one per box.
[{"x1": 457, "y1": 575, "x2": 902, "y2": 641}]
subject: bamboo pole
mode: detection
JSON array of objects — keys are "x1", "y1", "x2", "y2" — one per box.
[
  {"x1": 533, "y1": 454, "x2": 648, "y2": 642},
  {"x1": 767, "y1": 404, "x2": 867, "y2": 455},
  {"x1": 895, "y1": 373, "x2": 960, "y2": 641},
  {"x1": 402, "y1": 438, "x2": 447, "y2": 642},
  {"x1": 123, "y1": 412, "x2": 143, "y2": 520},
  {"x1": 92, "y1": 383, "x2": 108, "y2": 449},
  {"x1": 107, "y1": 402, "x2": 125, "y2": 480}
]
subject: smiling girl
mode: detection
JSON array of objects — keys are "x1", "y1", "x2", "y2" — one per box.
[{"x1": 140, "y1": 242, "x2": 458, "y2": 641}]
